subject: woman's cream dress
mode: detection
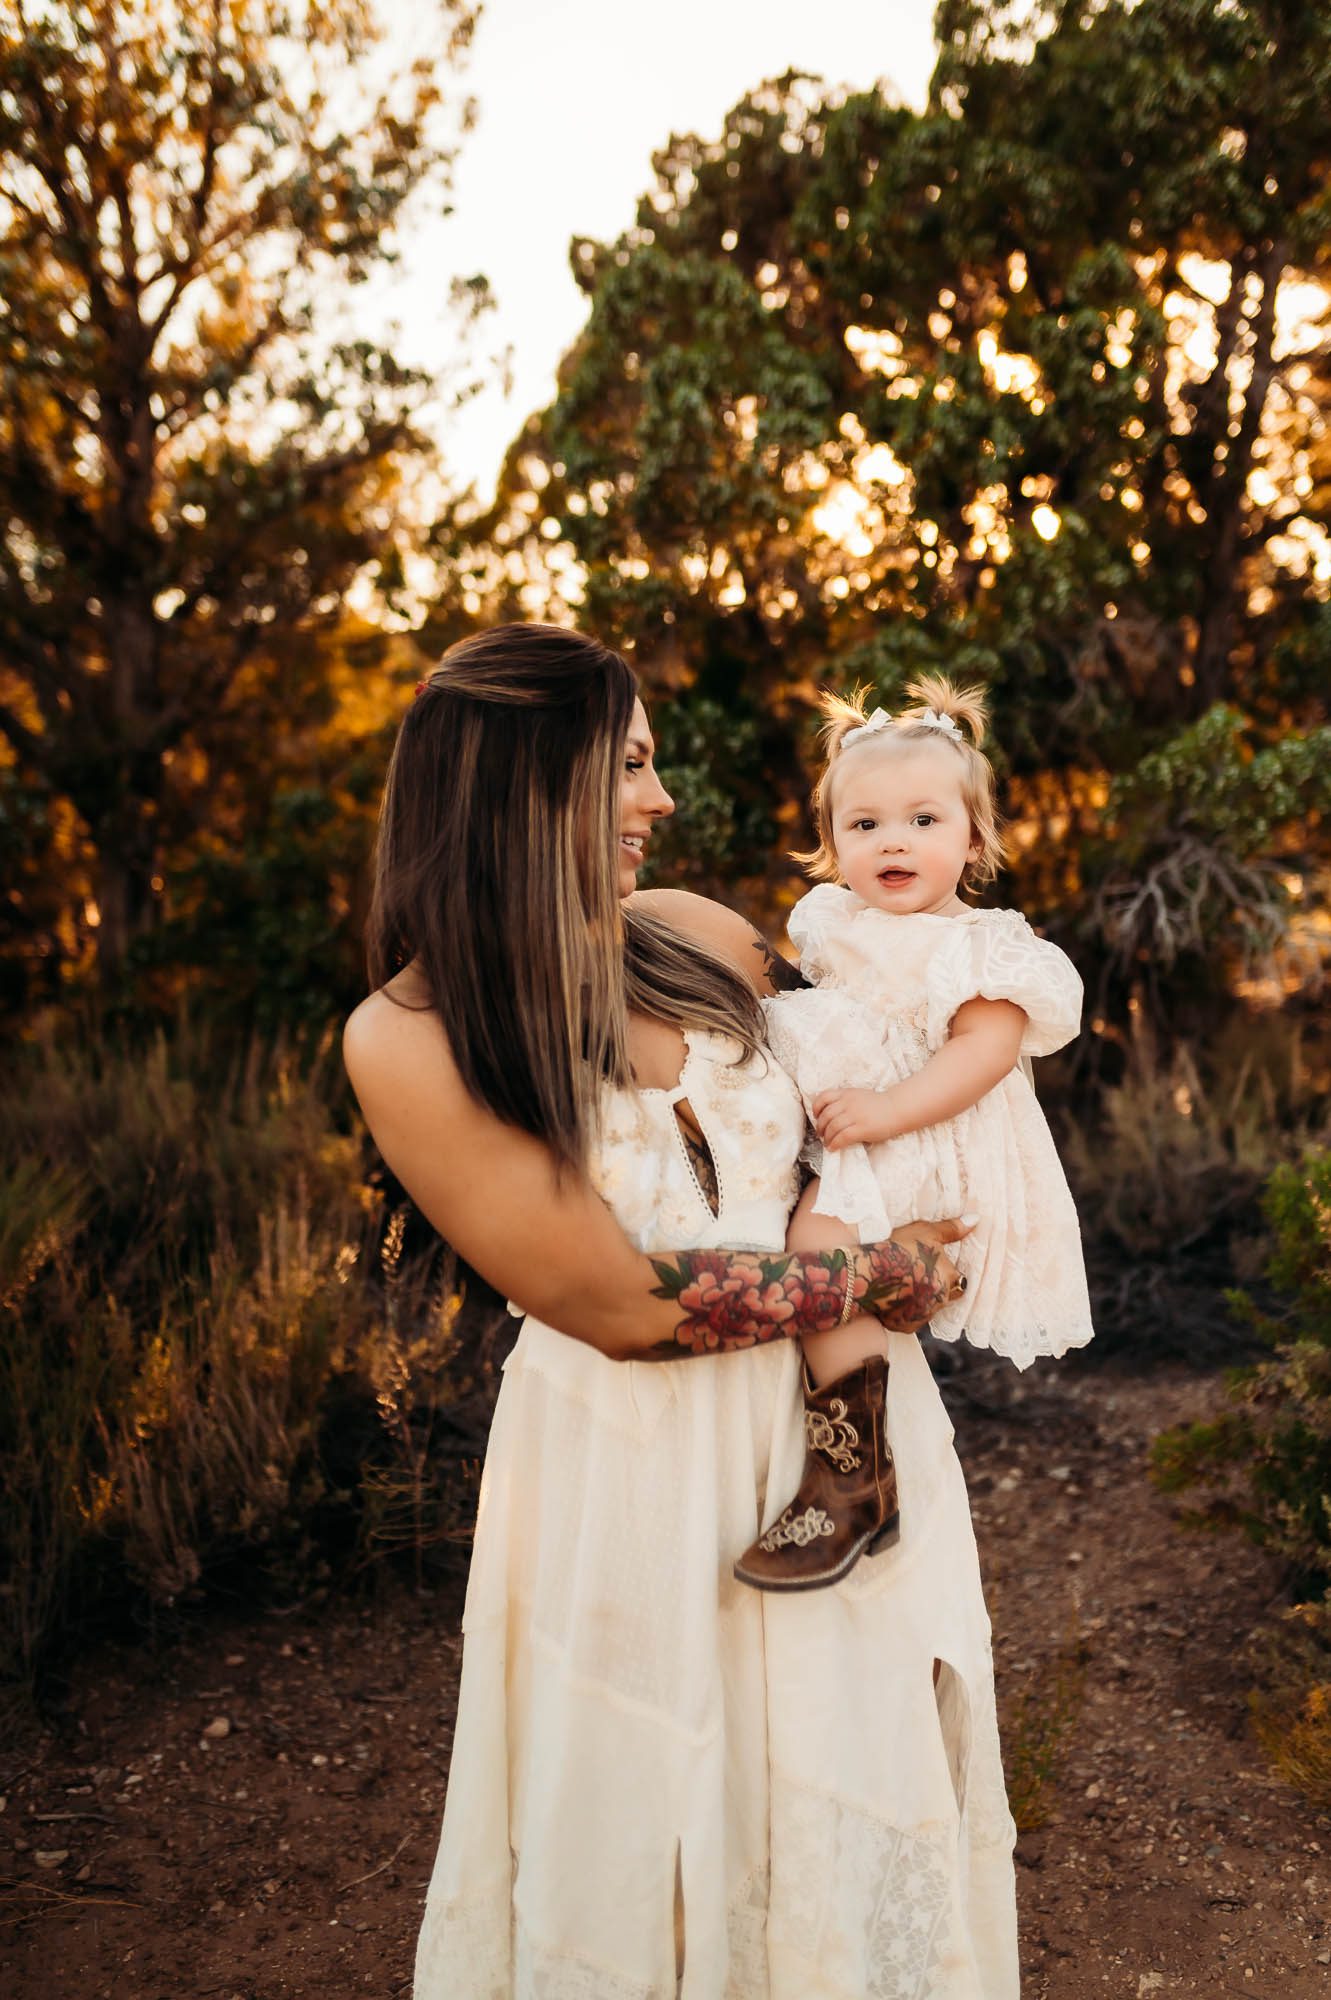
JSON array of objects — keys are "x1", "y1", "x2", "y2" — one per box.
[{"x1": 414, "y1": 1028, "x2": 1020, "y2": 1999}]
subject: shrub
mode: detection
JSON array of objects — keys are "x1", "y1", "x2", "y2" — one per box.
[
  {"x1": 0, "y1": 1016, "x2": 499, "y2": 1690},
  {"x1": 1248, "y1": 1604, "x2": 1331, "y2": 1812},
  {"x1": 1152, "y1": 1150, "x2": 1331, "y2": 1806},
  {"x1": 1062, "y1": 1013, "x2": 1331, "y2": 1354}
]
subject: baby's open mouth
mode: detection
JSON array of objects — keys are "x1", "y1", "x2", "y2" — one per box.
[{"x1": 878, "y1": 868, "x2": 915, "y2": 886}]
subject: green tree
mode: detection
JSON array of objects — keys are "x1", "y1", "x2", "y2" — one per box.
[
  {"x1": 486, "y1": 4, "x2": 1331, "y2": 1010},
  {"x1": 0, "y1": 0, "x2": 482, "y2": 1006}
]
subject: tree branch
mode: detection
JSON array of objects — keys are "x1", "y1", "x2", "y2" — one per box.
[
  {"x1": 162, "y1": 430, "x2": 409, "y2": 634},
  {"x1": 154, "y1": 294, "x2": 299, "y2": 432},
  {"x1": 23, "y1": 69, "x2": 116, "y2": 334}
]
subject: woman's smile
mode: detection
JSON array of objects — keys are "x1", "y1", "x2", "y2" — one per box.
[{"x1": 618, "y1": 697, "x2": 673, "y2": 892}]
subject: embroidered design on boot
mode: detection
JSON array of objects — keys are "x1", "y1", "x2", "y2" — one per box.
[
  {"x1": 734, "y1": 1355, "x2": 898, "y2": 1592},
  {"x1": 757, "y1": 1505, "x2": 836, "y2": 1552}
]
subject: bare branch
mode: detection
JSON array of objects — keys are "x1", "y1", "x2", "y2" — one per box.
[{"x1": 1094, "y1": 835, "x2": 1290, "y2": 973}]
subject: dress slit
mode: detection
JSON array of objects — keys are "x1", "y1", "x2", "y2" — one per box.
[
  {"x1": 671, "y1": 1096, "x2": 720, "y2": 1218},
  {"x1": 933, "y1": 1655, "x2": 973, "y2": 1818}
]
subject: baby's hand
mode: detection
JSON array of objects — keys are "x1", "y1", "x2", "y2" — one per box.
[{"x1": 812, "y1": 1087, "x2": 900, "y2": 1152}]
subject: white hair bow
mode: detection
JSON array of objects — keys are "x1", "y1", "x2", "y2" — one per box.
[
  {"x1": 840, "y1": 705, "x2": 962, "y2": 749},
  {"x1": 840, "y1": 708, "x2": 892, "y2": 750},
  {"x1": 916, "y1": 710, "x2": 962, "y2": 741}
]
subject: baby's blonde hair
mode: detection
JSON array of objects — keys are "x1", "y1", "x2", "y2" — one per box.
[{"x1": 794, "y1": 672, "x2": 1006, "y2": 889}]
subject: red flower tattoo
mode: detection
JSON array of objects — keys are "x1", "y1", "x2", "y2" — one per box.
[
  {"x1": 643, "y1": 1235, "x2": 953, "y2": 1360},
  {"x1": 855, "y1": 1238, "x2": 948, "y2": 1326},
  {"x1": 648, "y1": 1247, "x2": 853, "y2": 1356},
  {"x1": 671, "y1": 1252, "x2": 793, "y2": 1351}
]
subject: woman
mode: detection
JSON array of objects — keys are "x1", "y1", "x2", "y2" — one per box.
[{"x1": 343, "y1": 624, "x2": 1017, "y2": 1998}]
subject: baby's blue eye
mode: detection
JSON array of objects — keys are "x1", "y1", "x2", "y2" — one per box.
[{"x1": 914, "y1": 814, "x2": 936, "y2": 827}]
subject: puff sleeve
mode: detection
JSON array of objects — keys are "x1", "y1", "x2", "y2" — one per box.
[
  {"x1": 786, "y1": 885, "x2": 864, "y2": 985},
  {"x1": 925, "y1": 910, "x2": 1082, "y2": 1058}
]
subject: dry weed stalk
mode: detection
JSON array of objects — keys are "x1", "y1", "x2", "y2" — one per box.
[{"x1": 1003, "y1": 1611, "x2": 1090, "y2": 1834}]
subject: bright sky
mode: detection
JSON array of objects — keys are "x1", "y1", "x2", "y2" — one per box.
[{"x1": 370, "y1": 0, "x2": 939, "y2": 499}]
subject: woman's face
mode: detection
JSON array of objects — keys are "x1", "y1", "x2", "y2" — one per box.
[{"x1": 618, "y1": 699, "x2": 674, "y2": 896}]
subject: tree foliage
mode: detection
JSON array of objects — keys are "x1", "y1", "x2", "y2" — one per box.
[
  {"x1": 0, "y1": 0, "x2": 481, "y2": 1010},
  {"x1": 483, "y1": 1, "x2": 1330, "y2": 1018}
]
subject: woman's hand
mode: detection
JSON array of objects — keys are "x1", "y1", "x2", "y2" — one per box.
[
  {"x1": 785, "y1": 1177, "x2": 973, "y2": 1337},
  {"x1": 344, "y1": 989, "x2": 953, "y2": 1363},
  {"x1": 870, "y1": 1218, "x2": 973, "y2": 1330},
  {"x1": 848, "y1": 1217, "x2": 972, "y2": 1333},
  {"x1": 784, "y1": 1170, "x2": 972, "y2": 1326}
]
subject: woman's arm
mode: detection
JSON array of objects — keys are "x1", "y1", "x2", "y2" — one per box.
[
  {"x1": 813, "y1": 996, "x2": 1027, "y2": 1152},
  {"x1": 343, "y1": 990, "x2": 962, "y2": 1359}
]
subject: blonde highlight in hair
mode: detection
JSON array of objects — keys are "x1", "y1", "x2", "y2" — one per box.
[
  {"x1": 624, "y1": 907, "x2": 765, "y2": 1057},
  {"x1": 367, "y1": 624, "x2": 636, "y2": 1175},
  {"x1": 366, "y1": 624, "x2": 764, "y2": 1175},
  {"x1": 793, "y1": 673, "x2": 1006, "y2": 889}
]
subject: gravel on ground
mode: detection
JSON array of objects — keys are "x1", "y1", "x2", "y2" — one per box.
[{"x1": 2, "y1": 1356, "x2": 1328, "y2": 1999}]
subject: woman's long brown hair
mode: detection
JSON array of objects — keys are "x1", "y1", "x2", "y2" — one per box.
[{"x1": 366, "y1": 623, "x2": 763, "y2": 1174}]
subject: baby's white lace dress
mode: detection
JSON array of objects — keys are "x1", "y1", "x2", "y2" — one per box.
[
  {"x1": 415, "y1": 1025, "x2": 1020, "y2": 1999},
  {"x1": 764, "y1": 884, "x2": 1094, "y2": 1370}
]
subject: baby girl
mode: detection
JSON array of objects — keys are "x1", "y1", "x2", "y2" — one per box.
[{"x1": 736, "y1": 674, "x2": 1093, "y2": 1591}]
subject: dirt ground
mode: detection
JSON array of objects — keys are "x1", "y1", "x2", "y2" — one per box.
[{"x1": 3, "y1": 1354, "x2": 1329, "y2": 1999}]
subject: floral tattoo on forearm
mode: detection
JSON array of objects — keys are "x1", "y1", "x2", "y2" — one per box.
[{"x1": 643, "y1": 1237, "x2": 950, "y2": 1358}]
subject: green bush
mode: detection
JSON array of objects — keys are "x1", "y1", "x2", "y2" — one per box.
[
  {"x1": 640, "y1": 692, "x2": 779, "y2": 898},
  {"x1": 1152, "y1": 1150, "x2": 1331, "y2": 1805},
  {"x1": 1152, "y1": 1151, "x2": 1331, "y2": 1577}
]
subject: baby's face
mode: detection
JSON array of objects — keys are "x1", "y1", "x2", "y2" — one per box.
[{"x1": 829, "y1": 742, "x2": 978, "y2": 917}]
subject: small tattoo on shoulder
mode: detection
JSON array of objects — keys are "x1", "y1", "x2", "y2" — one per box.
[{"x1": 753, "y1": 932, "x2": 808, "y2": 992}]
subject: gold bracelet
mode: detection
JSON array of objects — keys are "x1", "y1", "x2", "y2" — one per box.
[{"x1": 838, "y1": 1259, "x2": 857, "y2": 1326}]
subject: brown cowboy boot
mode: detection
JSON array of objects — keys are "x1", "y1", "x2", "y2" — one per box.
[{"x1": 733, "y1": 1354, "x2": 898, "y2": 1592}]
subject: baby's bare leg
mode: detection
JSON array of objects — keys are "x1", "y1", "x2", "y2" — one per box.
[{"x1": 786, "y1": 1177, "x2": 890, "y2": 1387}]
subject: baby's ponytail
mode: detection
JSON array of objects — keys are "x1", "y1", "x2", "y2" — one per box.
[
  {"x1": 813, "y1": 685, "x2": 880, "y2": 759},
  {"x1": 898, "y1": 673, "x2": 990, "y2": 749}
]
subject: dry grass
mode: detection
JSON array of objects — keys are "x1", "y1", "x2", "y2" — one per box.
[
  {"x1": 1249, "y1": 1603, "x2": 1331, "y2": 1812},
  {"x1": 1003, "y1": 1618, "x2": 1091, "y2": 1834},
  {"x1": 1062, "y1": 1013, "x2": 1331, "y2": 1354},
  {"x1": 0, "y1": 1015, "x2": 493, "y2": 1689},
  {"x1": 1064, "y1": 1014, "x2": 1329, "y2": 1261}
]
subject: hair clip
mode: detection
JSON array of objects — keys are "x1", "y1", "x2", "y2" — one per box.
[
  {"x1": 915, "y1": 710, "x2": 962, "y2": 740},
  {"x1": 414, "y1": 680, "x2": 430, "y2": 700},
  {"x1": 840, "y1": 708, "x2": 893, "y2": 750}
]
